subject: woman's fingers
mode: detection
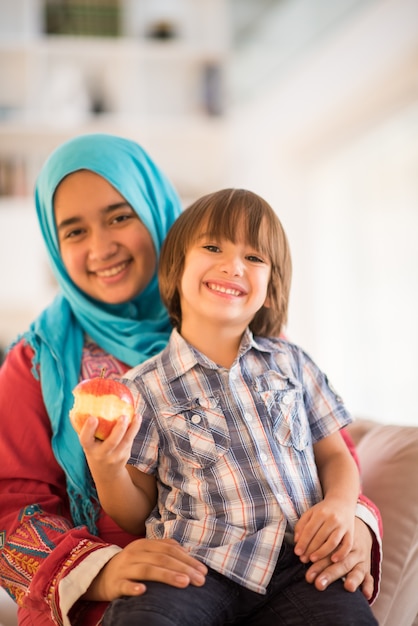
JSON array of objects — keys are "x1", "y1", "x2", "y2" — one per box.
[
  {"x1": 304, "y1": 518, "x2": 373, "y2": 598},
  {"x1": 86, "y1": 538, "x2": 208, "y2": 601}
]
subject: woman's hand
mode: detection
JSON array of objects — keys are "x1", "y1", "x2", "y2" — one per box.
[
  {"x1": 304, "y1": 517, "x2": 374, "y2": 599},
  {"x1": 84, "y1": 538, "x2": 208, "y2": 601}
]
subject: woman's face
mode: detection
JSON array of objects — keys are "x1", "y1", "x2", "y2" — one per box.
[{"x1": 54, "y1": 170, "x2": 157, "y2": 304}]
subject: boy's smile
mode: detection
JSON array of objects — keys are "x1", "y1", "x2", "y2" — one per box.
[
  {"x1": 205, "y1": 280, "x2": 247, "y2": 298},
  {"x1": 179, "y1": 236, "x2": 271, "y2": 341}
]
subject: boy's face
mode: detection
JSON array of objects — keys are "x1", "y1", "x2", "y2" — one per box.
[{"x1": 179, "y1": 232, "x2": 271, "y2": 335}]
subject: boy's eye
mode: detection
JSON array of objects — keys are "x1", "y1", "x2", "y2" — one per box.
[
  {"x1": 203, "y1": 244, "x2": 220, "y2": 253},
  {"x1": 247, "y1": 254, "x2": 265, "y2": 263}
]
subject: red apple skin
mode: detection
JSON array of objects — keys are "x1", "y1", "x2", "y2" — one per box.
[{"x1": 70, "y1": 377, "x2": 135, "y2": 440}]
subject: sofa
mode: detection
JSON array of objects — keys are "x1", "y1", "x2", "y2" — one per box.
[
  {"x1": 1, "y1": 418, "x2": 418, "y2": 625},
  {"x1": 346, "y1": 419, "x2": 418, "y2": 626}
]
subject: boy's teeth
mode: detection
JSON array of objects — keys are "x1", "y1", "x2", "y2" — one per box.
[{"x1": 208, "y1": 283, "x2": 241, "y2": 296}]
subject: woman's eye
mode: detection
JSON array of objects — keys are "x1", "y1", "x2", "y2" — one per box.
[
  {"x1": 111, "y1": 213, "x2": 132, "y2": 224},
  {"x1": 64, "y1": 228, "x2": 84, "y2": 240}
]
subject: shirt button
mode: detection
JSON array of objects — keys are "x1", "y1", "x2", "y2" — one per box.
[
  {"x1": 260, "y1": 453, "x2": 268, "y2": 463},
  {"x1": 244, "y1": 413, "x2": 253, "y2": 422},
  {"x1": 277, "y1": 494, "x2": 284, "y2": 503},
  {"x1": 199, "y1": 398, "x2": 217, "y2": 409},
  {"x1": 191, "y1": 415, "x2": 201, "y2": 424},
  {"x1": 282, "y1": 394, "x2": 291, "y2": 405},
  {"x1": 230, "y1": 372, "x2": 237, "y2": 380}
]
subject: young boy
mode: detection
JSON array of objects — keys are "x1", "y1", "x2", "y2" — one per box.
[{"x1": 79, "y1": 189, "x2": 377, "y2": 625}]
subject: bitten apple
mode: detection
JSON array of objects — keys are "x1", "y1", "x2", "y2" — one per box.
[{"x1": 70, "y1": 376, "x2": 135, "y2": 440}]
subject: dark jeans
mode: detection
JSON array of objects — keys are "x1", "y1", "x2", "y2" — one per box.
[{"x1": 102, "y1": 541, "x2": 378, "y2": 626}]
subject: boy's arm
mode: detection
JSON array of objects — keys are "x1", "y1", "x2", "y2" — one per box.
[
  {"x1": 294, "y1": 431, "x2": 360, "y2": 563},
  {"x1": 302, "y1": 429, "x2": 382, "y2": 602},
  {"x1": 76, "y1": 413, "x2": 157, "y2": 535}
]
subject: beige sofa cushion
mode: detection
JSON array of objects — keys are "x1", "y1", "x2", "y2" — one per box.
[{"x1": 349, "y1": 420, "x2": 418, "y2": 626}]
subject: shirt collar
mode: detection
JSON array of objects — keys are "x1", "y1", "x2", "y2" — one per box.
[{"x1": 164, "y1": 328, "x2": 283, "y2": 383}]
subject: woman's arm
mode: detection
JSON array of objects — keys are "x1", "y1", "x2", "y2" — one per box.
[
  {"x1": 0, "y1": 342, "x2": 207, "y2": 625},
  {"x1": 0, "y1": 341, "x2": 116, "y2": 622}
]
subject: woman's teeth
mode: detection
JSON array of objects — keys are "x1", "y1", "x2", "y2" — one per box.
[{"x1": 96, "y1": 261, "x2": 128, "y2": 278}]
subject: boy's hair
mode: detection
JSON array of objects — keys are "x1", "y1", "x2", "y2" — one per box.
[{"x1": 158, "y1": 188, "x2": 292, "y2": 337}]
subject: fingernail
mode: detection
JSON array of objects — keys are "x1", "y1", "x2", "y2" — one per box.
[
  {"x1": 174, "y1": 574, "x2": 190, "y2": 586},
  {"x1": 318, "y1": 577, "x2": 328, "y2": 589},
  {"x1": 194, "y1": 572, "x2": 206, "y2": 585}
]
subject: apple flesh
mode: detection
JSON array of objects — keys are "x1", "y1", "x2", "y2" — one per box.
[{"x1": 70, "y1": 376, "x2": 135, "y2": 440}]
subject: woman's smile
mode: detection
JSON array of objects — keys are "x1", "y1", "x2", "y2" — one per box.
[
  {"x1": 92, "y1": 259, "x2": 131, "y2": 280},
  {"x1": 55, "y1": 171, "x2": 157, "y2": 304}
]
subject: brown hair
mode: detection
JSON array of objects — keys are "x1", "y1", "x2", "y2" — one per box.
[{"x1": 158, "y1": 188, "x2": 292, "y2": 337}]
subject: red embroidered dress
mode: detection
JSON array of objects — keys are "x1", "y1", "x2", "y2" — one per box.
[{"x1": 0, "y1": 340, "x2": 139, "y2": 625}]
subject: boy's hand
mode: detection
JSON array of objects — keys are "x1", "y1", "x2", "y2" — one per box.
[
  {"x1": 75, "y1": 411, "x2": 141, "y2": 486},
  {"x1": 293, "y1": 498, "x2": 355, "y2": 564}
]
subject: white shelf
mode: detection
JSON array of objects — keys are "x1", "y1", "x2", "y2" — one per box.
[
  {"x1": 0, "y1": 35, "x2": 226, "y2": 118},
  {"x1": 0, "y1": 0, "x2": 229, "y2": 199},
  {"x1": 0, "y1": 35, "x2": 224, "y2": 57}
]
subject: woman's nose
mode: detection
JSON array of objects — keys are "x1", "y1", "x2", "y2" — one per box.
[{"x1": 89, "y1": 231, "x2": 118, "y2": 260}]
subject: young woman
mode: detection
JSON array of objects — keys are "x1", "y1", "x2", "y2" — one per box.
[{"x1": 0, "y1": 136, "x2": 381, "y2": 625}]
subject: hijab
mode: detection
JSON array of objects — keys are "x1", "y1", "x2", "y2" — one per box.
[{"x1": 21, "y1": 133, "x2": 183, "y2": 531}]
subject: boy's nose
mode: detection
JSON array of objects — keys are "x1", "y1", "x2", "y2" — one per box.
[{"x1": 220, "y1": 255, "x2": 244, "y2": 276}]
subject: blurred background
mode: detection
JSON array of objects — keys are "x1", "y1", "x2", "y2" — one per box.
[{"x1": 1, "y1": 0, "x2": 417, "y2": 426}]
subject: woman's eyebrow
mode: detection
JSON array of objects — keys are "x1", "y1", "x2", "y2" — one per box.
[
  {"x1": 56, "y1": 202, "x2": 132, "y2": 231},
  {"x1": 105, "y1": 201, "x2": 131, "y2": 212},
  {"x1": 56, "y1": 216, "x2": 81, "y2": 231}
]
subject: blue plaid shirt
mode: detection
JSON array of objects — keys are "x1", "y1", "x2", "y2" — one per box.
[{"x1": 124, "y1": 328, "x2": 352, "y2": 594}]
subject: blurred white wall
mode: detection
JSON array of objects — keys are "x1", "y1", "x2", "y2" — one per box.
[
  {"x1": 0, "y1": 197, "x2": 56, "y2": 349},
  {"x1": 228, "y1": 0, "x2": 418, "y2": 425}
]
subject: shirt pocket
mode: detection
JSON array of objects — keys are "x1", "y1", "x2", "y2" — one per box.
[
  {"x1": 161, "y1": 396, "x2": 231, "y2": 469},
  {"x1": 254, "y1": 371, "x2": 310, "y2": 451}
]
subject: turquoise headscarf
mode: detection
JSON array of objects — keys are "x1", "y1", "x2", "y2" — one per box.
[{"x1": 21, "y1": 134, "x2": 183, "y2": 531}]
